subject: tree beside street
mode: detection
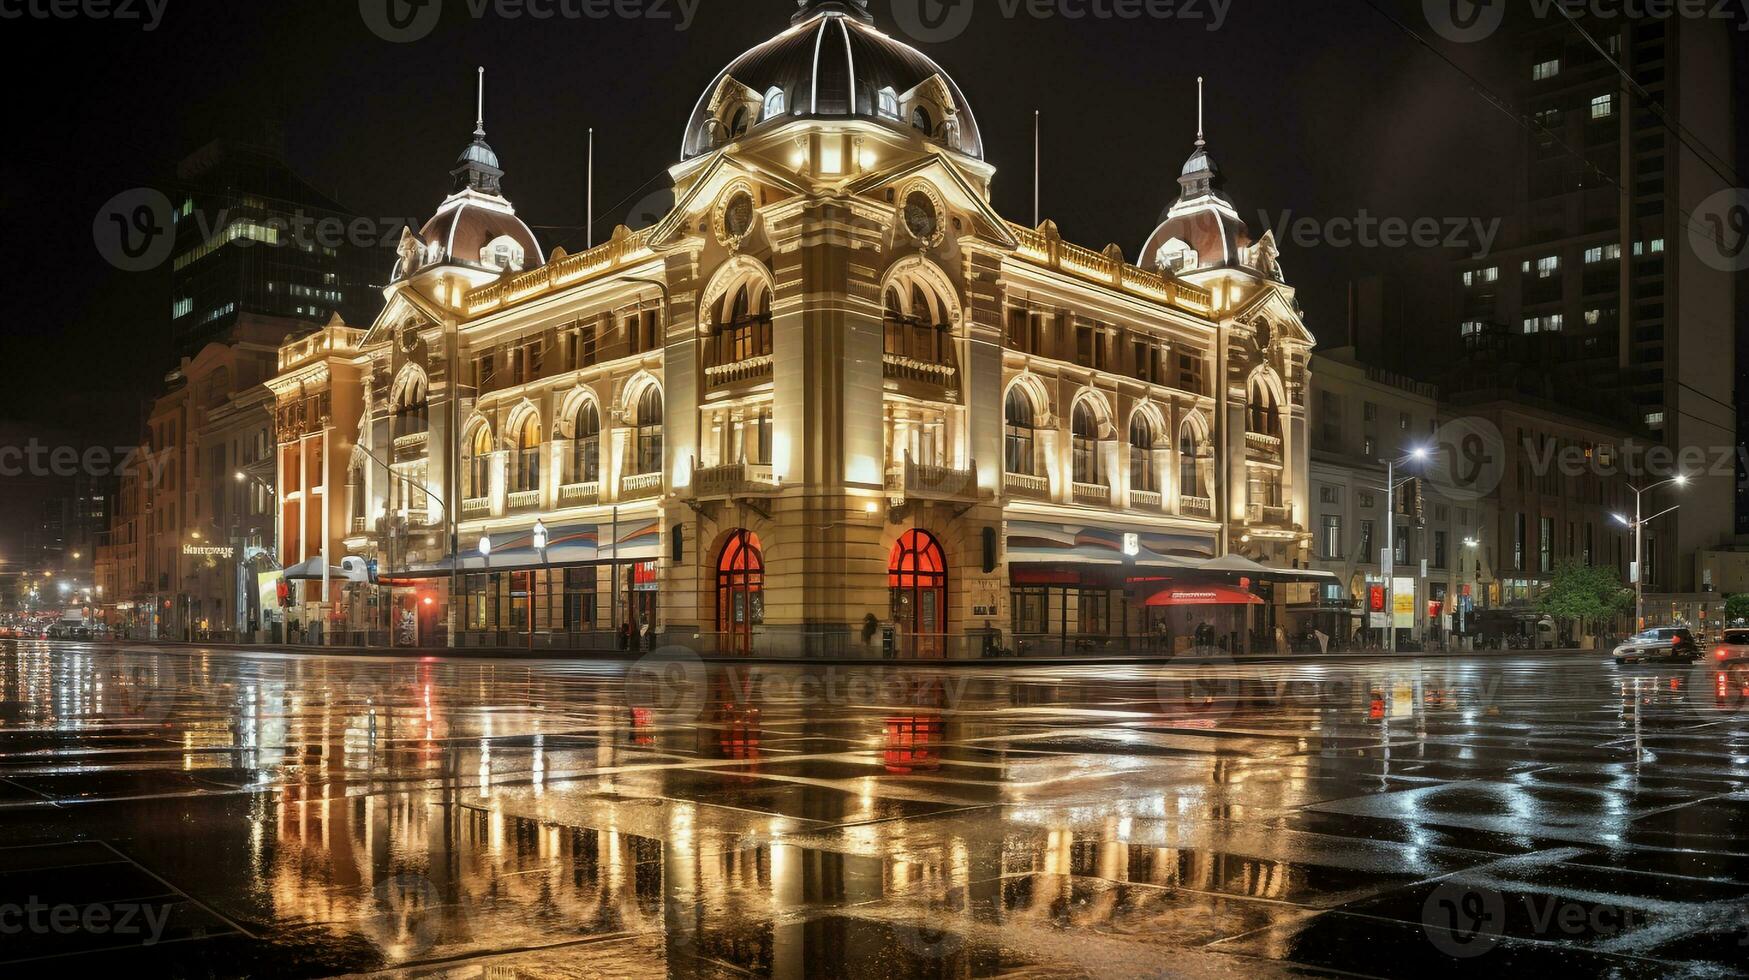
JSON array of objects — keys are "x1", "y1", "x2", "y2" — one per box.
[{"x1": 1538, "y1": 561, "x2": 1632, "y2": 645}]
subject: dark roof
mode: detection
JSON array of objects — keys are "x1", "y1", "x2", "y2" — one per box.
[{"x1": 681, "y1": 2, "x2": 983, "y2": 161}]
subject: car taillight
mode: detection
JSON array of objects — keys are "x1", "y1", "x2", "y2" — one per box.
[{"x1": 1717, "y1": 648, "x2": 1730, "y2": 660}]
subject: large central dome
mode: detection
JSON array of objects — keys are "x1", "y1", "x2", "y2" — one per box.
[{"x1": 681, "y1": 0, "x2": 984, "y2": 161}]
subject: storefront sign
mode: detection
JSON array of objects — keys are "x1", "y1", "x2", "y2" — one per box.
[
  {"x1": 184, "y1": 544, "x2": 235, "y2": 558},
  {"x1": 1392, "y1": 577, "x2": 1416, "y2": 629}
]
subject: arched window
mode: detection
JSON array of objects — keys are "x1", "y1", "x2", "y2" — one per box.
[
  {"x1": 392, "y1": 370, "x2": 428, "y2": 440},
  {"x1": 465, "y1": 425, "x2": 493, "y2": 499},
  {"x1": 889, "y1": 530, "x2": 947, "y2": 654},
  {"x1": 1130, "y1": 413, "x2": 1158, "y2": 492},
  {"x1": 912, "y1": 105, "x2": 933, "y2": 135},
  {"x1": 513, "y1": 415, "x2": 541, "y2": 494},
  {"x1": 1072, "y1": 402, "x2": 1104, "y2": 486},
  {"x1": 882, "y1": 276, "x2": 950, "y2": 364},
  {"x1": 1004, "y1": 387, "x2": 1036, "y2": 476},
  {"x1": 572, "y1": 402, "x2": 600, "y2": 484},
  {"x1": 762, "y1": 87, "x2": 786, "y2": 120},
  {"x1": 1248, "y1": 380, "x2": 1283, "y2": 438},
  {"x1": 729, "y1": 106, "x2": 749, "y2": 138},
  {"x1": 710, "y1": 279, "x2": 772, "y2": 368},
  {"x1": 877, "y1": 86, "x2": 900, "y2": 118},
  {"x1": 717, "y1": 530, "x2": 765, "y2": 654},
  {"x1": 632, "y1": 387, "x2": 664, "y2": 476},
  {"x1": 1179, "y1": 421, "x2": 1208, "y2": 499}
]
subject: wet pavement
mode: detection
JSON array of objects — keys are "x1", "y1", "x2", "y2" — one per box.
[{"x1": 0, "y1": 641, "x2": 1746, "y2": 978}]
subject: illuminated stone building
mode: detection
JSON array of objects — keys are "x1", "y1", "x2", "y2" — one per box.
[{"x1": 319, "y1": 0, "x2": 1317, "y2": 653}]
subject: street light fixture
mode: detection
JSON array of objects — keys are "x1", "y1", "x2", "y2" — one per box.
[
  {"x1": 1376, "y1": 444, "x2": 1436, "y2": 653},
  {"x1": 1616, "y1": 474, "x2": 1687, "y2": 632}
]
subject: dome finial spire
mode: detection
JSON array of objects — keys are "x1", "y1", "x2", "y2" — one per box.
[
  {"x1": 1196, "y1": 75, "x2": 1205, "y2": 148},
  {"x1": 475, "y1": 66, "x2": 486, "y2": 137},
  {"x1": 452, "y1": 67, "x2": 505, "y2": 195}
]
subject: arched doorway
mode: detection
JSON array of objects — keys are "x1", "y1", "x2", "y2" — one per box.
[
  {"x1": 717, "y1": 530, "x2": 764, "y2": 655},
  {"x1": 889, "y1": 530, "x2": 947, "y2": 657}
]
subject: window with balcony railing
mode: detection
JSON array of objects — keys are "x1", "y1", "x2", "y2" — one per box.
[
  {"x1": 631, "y1": 386, "x2": 664, "y2": 476},
  {"x1": 1179, "y1": 422, "x2": 1210, "y2": 499},
  {"x1": 1003, "y1": 387, "x2": 1037, "y2": 477},
  {"x1": 883, "y1": 279, "x2": 956, "y2": 381},
  {"x1": 391, "y1": 368, "x2": 429, "y2": 440},
  {"x1": 465, "y1": 424, "x2": 493, "y2": 500},
  {"x1": 571, "y1": 402, "x2": 601, "y2": 483},
  {"x1": 708, "y1": 281, "x2": 773, "y2": 372},
  {"x1": 1247, "y1": 380, "x2": 1283, "y2": 438},
  {"x1": 1129, "y1": 413, "x2": 1158, "y2": 492},
  {"x1": 512, "y1": 415, "x2": 541, "y2": 495},
  {"x1": 1071, "y1": 402, "x2": 1105, "y2": 486}
]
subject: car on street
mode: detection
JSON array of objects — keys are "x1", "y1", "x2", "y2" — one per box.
[
  {"x1": 1710, "y1": 628, "x2": 1749, "y2": 664},
  {"x1": 1613, "y1": 627, "x2": 1701, "y2": 664}
]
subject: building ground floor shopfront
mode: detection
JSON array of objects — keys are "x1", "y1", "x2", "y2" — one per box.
[
  {"x1": 252, "y1": 510, "x2": 1345, "y2": 658},
  {"x1": 1003, "y1": 521, "x2": 1328, "y2": 657}
]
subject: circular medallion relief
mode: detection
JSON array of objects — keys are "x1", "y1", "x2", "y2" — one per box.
[
  {"x1": 724, "y1": 192, "x2": 755, "y2": 238},
  {"x1": 714, "y1": 186, "x2": 758, "y2": 249},
  {"x1": 903, "y1": 191, "x2": 939, "y2": 243}
]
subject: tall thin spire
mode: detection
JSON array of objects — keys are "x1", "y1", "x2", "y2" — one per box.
[
  {"x1": 1196, "y1": 75, "x2": 1205, "y2": 148},
  {"x1": 452, "y1": 66, "x2": 505, "y2": 195},
  {"x1": 475, "y1": 66, "x2": 486, "y2": 137},
  {"x1": 1032, "y1": 110, "x2": 1040, "y2": 227}
]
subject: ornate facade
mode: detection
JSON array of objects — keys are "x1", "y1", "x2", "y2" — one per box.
[{"x1": 294, "y1": 0, "x2": 1316, "y2": 653}]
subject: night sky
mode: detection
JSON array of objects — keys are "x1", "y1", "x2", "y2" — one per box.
[{"x1": 0, "y1": 0, "x2": 1529, "y2": 557}]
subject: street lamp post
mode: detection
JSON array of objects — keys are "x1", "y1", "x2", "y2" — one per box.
[
  {"x1": 1615, "y1": 474, "x2": 1687, "y2": 633},
  {"x1": 1380, "y1": 446, "x2": 1431, "y2": 653}
]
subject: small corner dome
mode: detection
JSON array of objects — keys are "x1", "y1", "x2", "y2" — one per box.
[
  {"x1": 681, "y1": 0, "x2": 984, "y2": 161},
  {"x1": 409, "y1": 200, "x2": 544, "y2": 279}
]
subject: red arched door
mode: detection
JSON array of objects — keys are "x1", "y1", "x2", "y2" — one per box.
[
  {"x1": 717, "y1": 530, "x2": 764, "y2": 655},
  {"x1": 889, "y1": 530, "x2": 947, "y2": 657}
]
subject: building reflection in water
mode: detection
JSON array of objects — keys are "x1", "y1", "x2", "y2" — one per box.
[{"x1": 7, "y1": 644, "x2": 1739, "y2": 974}]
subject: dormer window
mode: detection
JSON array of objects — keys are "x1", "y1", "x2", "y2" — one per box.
[
  {"x1": 912, "y1": 106, "x2": 933, "y2": 136},
  {"x1": 877, "y1": 87, "x2": 900, "y2": 118},
  {"x1": 1156, "y1": 238, "x2": 1198, "y2": 273},
  {"x1": 762, "y1": 87, "x2": 786, "y2": 120},
  {"x1": 481, "y1": 235, "x2": 525, "y2": 273}
]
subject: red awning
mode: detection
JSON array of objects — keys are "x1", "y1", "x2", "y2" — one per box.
[{"x1": 1145, "y1": 586, "x2": 1264, "y2": 607}]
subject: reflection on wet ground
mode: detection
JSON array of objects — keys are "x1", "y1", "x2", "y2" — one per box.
[{"x1": 0, "y1": 642, "x2": 1745, "y2": 977}]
